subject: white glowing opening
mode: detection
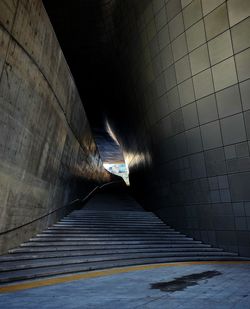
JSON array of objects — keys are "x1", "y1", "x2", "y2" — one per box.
[{"x1": 103, "y1": 163, "x2": 130, "y2": 185}]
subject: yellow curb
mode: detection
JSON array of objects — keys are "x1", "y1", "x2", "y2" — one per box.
[{"x1": 1, "y1": 261, "x2": 250, "y2": 293}]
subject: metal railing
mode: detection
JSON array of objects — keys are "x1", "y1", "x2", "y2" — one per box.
[{"x1": 0, "y1": 180, "x2": 123, "y2": 236}]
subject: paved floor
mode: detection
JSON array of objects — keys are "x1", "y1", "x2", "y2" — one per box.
[{"x1": 1, "y1": 262, "x2": 250, "y2": 308}]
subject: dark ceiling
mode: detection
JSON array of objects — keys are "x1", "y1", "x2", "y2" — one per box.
[{"x1": 42, "y1": 0, "x2": 124, "y2": 163}]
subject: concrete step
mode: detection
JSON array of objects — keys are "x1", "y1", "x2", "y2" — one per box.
[
  {"x1": 38, "y1": 231, "x2": 181, "y2": 236},
  {"x1": 21, "y1": 240, "x2": 203, "y2": 246},
  {"x1": 0, "y1": 248, "x2": 225, "y2": 262},
  {"x1": 29, "y1": 237, "x2": 190, "y2": 243},
  {"x1": 9, "y1": 243, "x2": 213, "y2": 253},
  {"x1": 48, "y1": 226, "x2": 174, "y2": 232},
  {"x1": 31, "y1": 235, "x2": 188, "y2": 241},
  {"x1": 53, "y1": 223, "x2": 167, "y2": 228},
  {"x1": 68, "y1": 215, "x2": 154, "y2": 219},
  {"x1": 0, "y1": 256, "x2": 245, "y2": 284},
  {"x1": 0, "y1": 251, "x2": 238, "y2": 272},
  {"x1": 57, "y1": 220, "x2": 165, "y2": 225},
  {"x1": 70, "y1": 210, "x2": 153, "y2": 215},
  {"x1": 59, "y1": 218, "x2": 165, "y2": 225},
  {"x1": 67, "y1": 213, "x2": 158, "y2": 217}
]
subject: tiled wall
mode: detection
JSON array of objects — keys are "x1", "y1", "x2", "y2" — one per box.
[{"x1": 110, "y1": 0, "x2": 250, "y2": 255}]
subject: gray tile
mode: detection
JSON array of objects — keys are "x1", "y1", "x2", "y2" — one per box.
[
  {"x1": 155, "y1": 7, "x2": 167, "y2": 31},
  {"x1": 161, "y1": 44, "x2": 173, "y2": 70},
  {"x1": 158, "y1": 24, "x2": 170, "y2": 50},
  {"x1": 244, "y1": 202, "x2": 250, "y2": 216},
  {"x1": 231, "y1": 17, "x2": 250, "y2": 54},
  {"x1": 169, "y1": 13, "x2": 184, "y2": 41},
  {"x1": 175, "y1": 55, "x2": 191, "y2": 83},
  {"x1": 186, "y1": 127, "x2": 203, "y2": 153},
  {"x1": 212, "y1": 57, "x2": 238, "y2": 91},
  {"x1": 166, "y1": 0, "x2": 182, "y2": 21},
  {"x1": 233, "y1": 202, "x2": 245, "y2": 216},
  {"x1": 205, "y1": 147, "x2": 227, "y2": 176},
  {"x1": 178, "y1": 78, "x2": 195, "y2": 106},
  {"x1": 172, "y1": 33, "x2": 188, "y2": 61},
  {"x1": 235, "y1": 142, "x2": 249, "y2": 158},
  {"x1": 229, "y1": 172, "x2": 250, "y2": 201},
  {"x1": 144, "y1": 2, "x2": 154, "y2": 24},
  {"x1": 224, "y1": 144, "x2": 236, "y2": 159},
  {"x1": 227, "y1": 156, "x2": 250, "y2": 173},
  {"x1": 204, "y1": 3, "x2": 229, "y2": 40},
  {"x1": 149, "y1": 35, "x2": 160, "y2": 59},
  {"x1": 201, "y1": 0, "x2": 225, "y2": 16},
  {"x1": 216, "y1": 84, "x2": 242, "y2": 118},
  {"x1": 209, "y1": 177, "x2": 219, "y2": 190},
  {"x1": 182, "y1": 102, "x2": 199, "y2": 129},
  {"x1": 189, "y1": 44, "x2": 210, "y2": 75},
  {"x1": 220, "y1": 114, "x2": 246, "y2": 145},
  {"x1": 164, "y1": 64, "x2": 177, "y2": 90},
  {"x1": 201, "y1": 120, "x2": 222, "y2": 150},
  {"x1": 235, "y1": 49, "x2": 250, "y2": 82},
  {"x1": 152, "y1": 0, "x2": 165, "y2": 14},
  {"x1": 181, "y1": 0, "x2": 192, "y2": 9},
  {"x1": 197, "y1": 94, "x2": 218, "y2": 124},
  {"x1": 183, "y1": 0, "x2": 202, "y2": 29},
  {"x1": 240, "y1": 79, "x2": 250, "y2": 111},
  {"x1": 152, "y1": 55, "x2": 162, "y2": 77},
  {"x1": 147, "y1": 19, "x2": 157, "y2": 41},
  {"x1": 186, "y1": 20, "x2": 206, "y2": 51},
  {"x1": 227, "y1": 0, "x2": 250, "y2": 27},
  {"x1": 156, "y1": 94, "x2": 170, "y2": 118},
  {"x1": 193, "y1": 68, "x2": 214, "y2": 99},
  {"x1": 218, "y1": 175, "x2": 229, "y2": 189},
  {"x1": 190, "y1": 152, "x2": 207, "y2": 178},
  {"x1": 220, "y1": 189, "x2": 231, "y2": 202},
  {"x1": 171, "y1": 109, "x2": 185, "y2": 134},
  {"x1": 167, "y1": 86, "x2": 180, "y2": 112},
  {"x1": 244, "y1": 110, "x2": 250, "y2": 140},
  {"x1": 208, "y1": 31, "x2": 233, "y2": 66},
  {"x1": 155, "y1": 73, "x2": 167, "y2": 97},
  {"x1": 156, "y1": 97, "x2": 168, "y2": 121},
  {"x1": 161, "y1": 115, "x2": 172, "y2": 137},
  {"x1": 213, "y1": 215, "x2": 235, "y2": 229}
]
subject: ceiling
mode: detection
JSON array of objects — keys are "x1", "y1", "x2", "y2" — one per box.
[{"x1": 42, "y1": 0, "x2": 124, "y2": 163}]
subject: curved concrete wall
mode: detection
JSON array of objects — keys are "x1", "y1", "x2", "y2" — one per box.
[
  {"x1": 0, "y1": 0, "x2": 111, "y2": 252},
  {"x1": 108, "y1": 0, "x2": 250, "y2": 256}
]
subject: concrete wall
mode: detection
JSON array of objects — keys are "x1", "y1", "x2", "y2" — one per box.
[
  {"x1": 108, "y1": 0, "x2": 250, "y2": 256},
  {"x1": 0, "y1": 0, "x2": 111, "y2": 253}
]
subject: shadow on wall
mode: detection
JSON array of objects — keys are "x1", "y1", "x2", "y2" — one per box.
[{"x1": 106, "y1": 0, "x2": 250, "y2": 257}]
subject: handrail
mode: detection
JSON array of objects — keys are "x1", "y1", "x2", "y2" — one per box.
[{"x1": 0, "y1": 180, "x2": 123, "y2": 236}]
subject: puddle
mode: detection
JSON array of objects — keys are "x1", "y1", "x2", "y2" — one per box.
[{"x1": 151, "y1": 270, "x2": 222, "y2": 292}]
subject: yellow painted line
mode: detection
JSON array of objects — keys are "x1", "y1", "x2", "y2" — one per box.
[{"x1": 1, "y1": 261, "x2": 250, "y2": 293}]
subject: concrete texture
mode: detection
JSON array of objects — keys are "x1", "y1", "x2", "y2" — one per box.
[
  {"x1": 1, "y1": 262, "x2": 250, "y2": 308},
  {"x1": 0, "y1": 0, "x2": 112, "y2": 254}
]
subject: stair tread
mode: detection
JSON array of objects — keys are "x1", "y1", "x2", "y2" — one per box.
[
  {"x1": 9, "y1": 244, "x2": 213, "y2": 253},
  {"x1": 0, "y1": 251, "x2": 238, "y2": 272},
  {"x1": 0, "y1": 256, "x2": 245, "y2": 284},
  {"x1": 1, "y1": 248, "x2": 225, "y2": 261}
]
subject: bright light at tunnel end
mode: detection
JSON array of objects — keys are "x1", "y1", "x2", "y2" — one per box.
[{"x1": 103, "y1": 163, "x2": 130, "y2": 185}]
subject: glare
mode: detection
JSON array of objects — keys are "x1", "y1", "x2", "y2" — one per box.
[
  {"x1": 103, "y1": 163, "x2": 130, "y2": 185},
  {"x1": 123, "y1": 150, "x2": 152, "y2": 169}
]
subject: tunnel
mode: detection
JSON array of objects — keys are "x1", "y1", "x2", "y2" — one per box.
[{"x1": 0, "y1": 0, "x2": 250, "y2": 306}]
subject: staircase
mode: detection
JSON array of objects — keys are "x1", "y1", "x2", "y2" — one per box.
[{"x1": 0, "y1": 192, "x2": 244, "y2": 284}]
